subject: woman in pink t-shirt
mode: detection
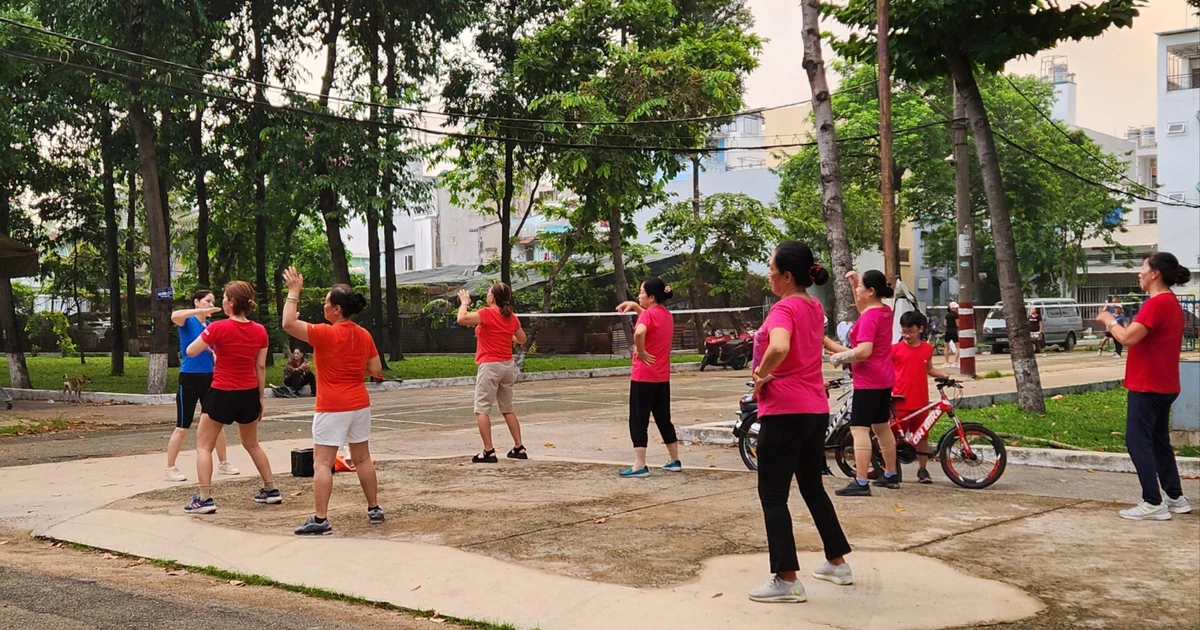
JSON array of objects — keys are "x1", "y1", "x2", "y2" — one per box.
[
  {"x1": 827, "y1": 269, "x2": 900, "y2": 497},
  {"x1": 748, "y1": 241, "x2": 852, "y2": 604},
  {"x1": 615, "y1": 277, "x2": 680, "y2": 478}
]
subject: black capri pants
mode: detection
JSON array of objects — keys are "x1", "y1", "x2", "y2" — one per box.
[
  {"x1": 176, "y1": 372, "x2": 213, "y2": 429},
  {"x1": 629, "y1": 381, "x2": 677, "y2": 448}
]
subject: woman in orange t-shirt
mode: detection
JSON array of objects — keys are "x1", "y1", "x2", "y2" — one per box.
[
  {"x1": 282, "y1": 267, "x2": 385, "y2": 536},
  {"x1": 457, "y1": 283, "x2": 528, "y2": 463}
]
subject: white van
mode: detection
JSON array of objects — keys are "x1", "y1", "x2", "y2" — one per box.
[{"x1": 982, "y1": 298, "x2": 1084, "y2": 353}]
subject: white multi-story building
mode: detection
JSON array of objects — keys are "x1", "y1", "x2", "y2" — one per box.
[{"x1": 1155, "y1": 27, "x2": 1200, "y2": 289}]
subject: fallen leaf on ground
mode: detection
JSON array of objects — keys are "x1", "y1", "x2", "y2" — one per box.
[
  {"x1": 593, "y1": 517, "x2": 608, "y2": 524},
  {"x1": 289, "y1": 491, "x2": 303, "y2": 497},
  {"x1": 410, "y1": 585, "x2": 421, "y2": 592},
  {"x1": 1086, "y1": 469, "x2": 1095, "y2": 474},
  {"x1": 712, "y1": 593, "x2": 723, "y2": 598},
  {"x1": 708, "y1": 465, "x2": 716, "y2": 468},
  {"x1": 51, "y1": 542, "x2": 65, "y2": 548},
  {"x1": 102, "y1": 553, "x2": 118, "y2": 560},
  {"x1": 705, "y1": 454, "x2": 715, "y2": 460},
  {"x1": 1059, "y1": 479, "x2": 1068, "y2": 483},
  {"x1": 893, "y1": 504, "x2": 905, "y2": 513},
  {"x1": 544, "y1": 443, "x2": 555, "y2": 448},
  {"x1": 1051, "y1": 394, "x2": 1065, "y2": 400},
  {"x1": 430, "y1": 618, "x2": 446, "y2": 625},
  {"x1": 77, "y1": 435, "x2": 85, "y2": 439},
  {"x1": 101, "y1": 484, "x2": 116, "y2": 488},
  {"x1": 596, "y1": 448, "x2": 603, "y2": 451},
  {"x1": 166, "y1": 569, "x2": 188, "y2": 576},
  {"x1": 229, "y1": 580, "x2": 245, "y2": 587},
  {"x1": 0, "y1": 540, "x2": 9, "y2": 546}
]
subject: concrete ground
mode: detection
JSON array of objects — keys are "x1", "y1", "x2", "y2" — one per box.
[{"x1": 0, "y1": 354, "x2": 1197, "y2": 629}]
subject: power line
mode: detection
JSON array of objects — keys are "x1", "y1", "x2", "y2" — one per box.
[
  {"x1": 898, "y1": 82, "x2": 1200, "y2": 209},
  {"x1": 1002, "y1": 75, "x2": 1181, "y2": 207},
  {"x1": 0, "y1": 17, "x2": 868, "y2": 129},
  {"x1": 0, "y1": 46, "x2": 953, "y2": 154}
]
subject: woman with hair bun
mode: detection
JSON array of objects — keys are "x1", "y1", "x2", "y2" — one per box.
[
  {"x1": 827, "y1": 269, "x2": 901, "y2": 496},
  {"x1": 281, "y1": 267, "x2": 386, "y2": 535},
  {"x1": 748, "y1": 240, "x2": 852, "y2": 603},
  {"x1": 183, "y1": 281, "x2": 280, "y2": 514},
  {"x1": 615, "y1": 277, "x2": 681, "y2": 478},
  {"x1": 1097, "y1": 252, "x2": 1192, "y2": 521},
  {"x1": 458, "y1": 282, "x2": 528, "y2": 464}
]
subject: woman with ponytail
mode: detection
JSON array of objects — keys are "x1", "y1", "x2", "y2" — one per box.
[
  {"x1": 458, "y1": 282, "x2": 528, "y2": 463},
  {"x1": 748, "y1": 241, "x2": 852, "y2": 603},
  {"x1": 183, "y1": 281, "x2": 280, "y2": 514},
  {"x1": 1097, "y1": 252, "x2": 1192, "y2": 520},
  {"x1": 615, "y1": 277, "x2": 681, "y2": 478},
  {"x1": 282, "y1": 268, "x2": 385, "y2": 535}
]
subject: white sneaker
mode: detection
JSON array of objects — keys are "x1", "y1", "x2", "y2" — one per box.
[
  {"x1": 1165, "y1": 495, "x2": 1193, "y2": 514},
  {"x1": 1119, "y1": 501, "x2": 1171, "y2": 521},
  {"x1": 812, "y1": 561, "x2": 854, "y2": 585},
  {"x1": 164, "y1": 467, "x2": 186, "y2": 482},
  {"x1": 748, "y1": 575, "x2": 806, "y2": 603},
  {"x1": 217, "y1": 461, "x2": 241, "y2": 476}
]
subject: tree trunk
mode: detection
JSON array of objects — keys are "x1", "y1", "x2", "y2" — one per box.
[
  {"x1": 101, "y1": 111, "x2": 125, "y2": 375},
  {"x1": 128, "y1": 103, "x2": 171, "y2": 394},
  {"x1": 382, "y1": 43, "x2": 403, "y2": 361},
  {"x1": 192, "y1": 101, "x2": 210, "y2": 288},
  {"x1": 801, "y1": 0, "x2": 857, "y2": 325},
  {"x1": 946, "y1": 51, "x2": 1044, "y2": 413},
  {"x1": 125, "y1": 169, "x2": 140, "y2": 357},
  {"x1": 316, "y1": 0, "x2": 351, "y2": 286},
  {"x1": 689, "y1": 156, "x2": 705, "y2": 350},
  {"x1": 877, "y1": 0, "x2": 898, "y2": 284},
  {"x1": 365, "y1": 27, "x2": 388, "y2": 370},
  {"x1": 0, "y1": 188, "x2": 31, "y2": 388},
  {"x1": 607, "y1": 204, "x2": 635, "y2": 348},
  {"x1": 500, "y1": 139, "x2": 516, "y2": 285},
  {"x1": 272, "y1": 207, "x2": 304, "y2": 346}
]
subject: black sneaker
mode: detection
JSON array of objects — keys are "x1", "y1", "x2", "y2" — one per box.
[
  {"x1": 254, "y1": 488, "x2": 282, "y2": 504},
  {"x1": 835, "y1": 481, "x2": 872, "y2": 497},
  {"x1": 184, "y1": 494, "x2": 216, "y2": 515},
  {"x1": 294, "y1": 515, "x2": 332, "y2": 536},
  {"x1": 873, "y1": 473, "x2": 900, "y2": 489},
  {"x1": 821, "y1": 466, "x2": 834, "y2": 477},
  {"x1": 367, "y1": 506, "x2": 385, "y2": 524},
  {"x1": 917, "y1": 468, "x2": 933, "y2": 484}
]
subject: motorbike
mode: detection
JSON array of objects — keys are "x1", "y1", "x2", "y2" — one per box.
[
  {"x1": 732, "y1": 370, "x2": 853, "y2": 474},
  {"x1": 699, "y1": 329, "x2": 753, "y2": 371}
]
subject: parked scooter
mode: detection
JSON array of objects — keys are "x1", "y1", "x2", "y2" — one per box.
[
  {"x1": 732, "y1": 370, "x2": 853, "y2": 474},
  {"x1": 699, "y1": 329, "x2": 753, "y2": 371}
]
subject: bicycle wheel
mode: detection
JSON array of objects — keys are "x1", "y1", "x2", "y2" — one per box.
[
  {"x1": 833, "y1": 425, "x2": 881, "y2": 480},
  {"x1": 738, "y1": 432, "x2": 759, "y2": 472},
  {"x1": 938, "y1": 422, "x2": 1007, "y2": 489}
]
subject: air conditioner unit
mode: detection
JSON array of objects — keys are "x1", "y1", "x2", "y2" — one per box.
[{"x1": 1166, "y1": 122, "x2": 1187, "y2": 135}]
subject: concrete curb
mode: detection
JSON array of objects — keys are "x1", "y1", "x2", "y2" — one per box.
[
  {"x1": 1007, "y1": 447, "x2": 1200, "y2": 476},
  {"x1": 953, "y1": 379, "x2": 1124, "y2": 410},
  {"x1": 6, "y1": 363, "x2": 704, "y2": 405}
]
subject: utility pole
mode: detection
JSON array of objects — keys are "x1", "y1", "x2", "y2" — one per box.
[
  {"x1": 877, "y1": 0, "x2": 897, "y2": 283},
  {"x1": 953, "y1": 82, "x2": 976, "y2": 379}
]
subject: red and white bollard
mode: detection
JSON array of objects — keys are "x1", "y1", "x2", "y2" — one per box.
[{"x1": 957, "y1": 304, "x2": 975, "y2": 378}]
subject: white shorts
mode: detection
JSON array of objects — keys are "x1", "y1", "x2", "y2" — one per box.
[{"x1": 312, "y1": 408, "x2": 371, "y2": 447}]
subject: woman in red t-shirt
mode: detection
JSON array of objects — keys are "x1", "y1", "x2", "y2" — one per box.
[
  {"x1": 614, "y1": 277, "x2": 680, "y2": 478},
  {"x1": 1097, "y1": 252, "x2": 1192, "y2": 521},
  {"x1": 182, "y1": 281, "x2": 280, "y2": 515},
  {"x1": 281, "y1": 267, "x2": 385, "y2": 536},
  {"x1": 457, "y1": 283, "x2": 527, "y2": 463}
]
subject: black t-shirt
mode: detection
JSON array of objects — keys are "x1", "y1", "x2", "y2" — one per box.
[
  {"x1": 945, "y1": 312, "x2": 959, "y2": 335},
  {"x1": 1029, "y1": 312, "x2": 1043, "y2": 333}
]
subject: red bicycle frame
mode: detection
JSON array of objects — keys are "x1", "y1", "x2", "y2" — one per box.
[{"x1": 889, "y1": 386, "x2": 976, "y2": 459}]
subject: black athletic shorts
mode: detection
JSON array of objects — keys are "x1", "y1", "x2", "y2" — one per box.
[
  {"x1": 850, "y1": 387, "x2": 893, "y2": 427},
  {"x1": 176, "y1": 372, "x2": 213, "y2": 429},
  {"x1": 944, "y1": 331, "x2": 958, "y2": 343},
  {"x1": 203, "y1": 387, "x2": 262, "y2": 425}
]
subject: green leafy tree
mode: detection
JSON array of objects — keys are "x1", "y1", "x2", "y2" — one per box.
[{"x1": 828, "y1": 0, "x2": 1140, "y2": 412}]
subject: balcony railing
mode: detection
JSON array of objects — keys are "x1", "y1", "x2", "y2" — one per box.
[{"x1": 1166, "y1": 70, "x2": 1199, "y2": 92}]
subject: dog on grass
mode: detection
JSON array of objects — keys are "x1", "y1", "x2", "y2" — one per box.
[{"x1": 62, "y1": 374, "x2": 92, "y2": 404}]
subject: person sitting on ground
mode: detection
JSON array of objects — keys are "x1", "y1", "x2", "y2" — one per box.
[
  {"x1": 1097, "y1": 252, "x2": 1192, "y2": 521},
  {"x1": 283, "y1": 348, "x2": 317, "y2": 397},
  {"x1": 892, "y1": 311, "x2": 949, "y2": 485},
  {"x1": 281, "y1": 267, "x2": 385, "y2": 535}
]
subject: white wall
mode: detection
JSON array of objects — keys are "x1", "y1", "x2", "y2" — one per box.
[{"x1": 1155, "y1": 29, "x2": 1200, "y2": 286}]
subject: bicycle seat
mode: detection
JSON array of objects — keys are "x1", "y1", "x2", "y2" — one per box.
[{"x1": 890, "y1": 394, "x2": 906, "y2": 404}]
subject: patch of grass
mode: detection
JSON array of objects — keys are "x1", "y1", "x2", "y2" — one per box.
[
  {"x1": 943, "y1": 388, "x2": 1198, "y2": 457},
  {"x1": 0, "y1": 417, "x2": 69, "y2": 436},
  {"x1": 983, "y1": 370, "x2": 1004, "y2": 379},
  {"x1": 39, "y1": 538, "x2": 521, "y2": 630},
  {"x1": 0, "y1": 354, "x2": 703, "y2": 394}
]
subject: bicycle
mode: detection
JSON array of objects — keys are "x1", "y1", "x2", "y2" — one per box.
[
  {"x1": 733, "y1": 371, "x2": 853, "y2": 472},
  {"x1": 832, "y1": 377, "x2": 1007, "y2": 489}
]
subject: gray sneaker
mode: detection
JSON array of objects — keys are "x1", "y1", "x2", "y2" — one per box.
[
  {"x1": 748, "y1": 575, "x2": 806, "y2": 603},
  {"x1": 294, "y1": 515, "x2": 333, "y2": 536},
  {"x1": 367, "y1": 506, "x2": 386, "y2": 524},
  {"x1": 812, "y1": 561, "x2": 854, "y2": 585},
  {"x1": 1165, "y1": 495, "x2": 1193, "y2": 514},
  {"x1": 1119, "y1": 501, "x2": 1171, "y2": 521}
]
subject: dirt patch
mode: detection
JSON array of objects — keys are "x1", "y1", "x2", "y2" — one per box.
[
  {"x1": 0, "y1": 527, "x2": 479, "y2": 629},
  {"x1": 114, "y1": 459, "x2": 1076, "y2": 588}
]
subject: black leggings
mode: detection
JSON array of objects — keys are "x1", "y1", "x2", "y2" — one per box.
[
  {"x1": 629, "y1": 381, "x2": 677, "y2": 448},
  {"x1": 758, "y1": 413, "x2": 852, "y2": 573}
]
